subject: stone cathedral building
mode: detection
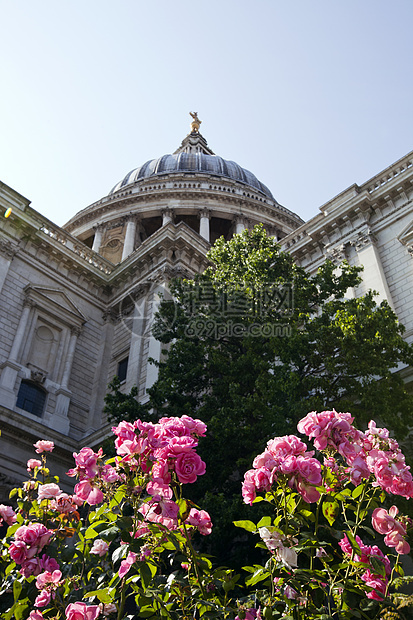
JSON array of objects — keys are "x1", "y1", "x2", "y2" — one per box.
[{"x1": 1, "y1": 115, "x2": 413, "y2": 498}]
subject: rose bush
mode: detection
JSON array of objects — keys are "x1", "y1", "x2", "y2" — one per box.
[
  {"x1": 236, "y1": 410, "x2": 413, "y2": 619},
  {"x1": 0, "y1": 415, "x2": 239, "y2": 620},
  {"x1": 0, "y1": 410, "x2": 412, "y2": 619}
]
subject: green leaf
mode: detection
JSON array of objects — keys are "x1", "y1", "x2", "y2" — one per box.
[
  {"x1": 369, "y1": 556, "x2": 386, "y2": 578},
  {"x1": 345, "y1": 530, "x2": 362, "y2": 558},
  {"x1": 256, "y1": 516, "x2": 272, "y2": 528},
  {"x1": 85, "y1": 588, "x2": 114, "y2": 603},
  {"x1": 245, "y1": 567, "x2": 270, "y2": 586},
  {"x1": 13, "y1": 579, "x2": 22, "y2": 602},
  {"x1": 140, "y1": 562, "x2": 152, "y2": 589},
  {"x1": 322, "y1": 498, "x2": 339, "y2": 526},
  {"x1": 233, "y1": 520, "x2": 257, "y2": 532},
  {"x1": 351, "y1": 484, "x2": 364, "y2": 499}
]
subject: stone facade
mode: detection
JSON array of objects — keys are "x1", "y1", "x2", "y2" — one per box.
[{"x1": 0, "y1": 123, "x2": 412, "y2": 500}]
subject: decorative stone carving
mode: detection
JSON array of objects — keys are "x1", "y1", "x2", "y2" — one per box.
[
  {"x1": 325, "y1": 244, "x2": 347, "y2": 264},
  {"x1": 28, "y1": 366, "x2": 47, "y2": 384},
  {"x1": 0, "y1": 237, "x2": 18, "y2": 260},
  {"x1": 349, "y1": 231, "x2": 376, "y2": 252}
]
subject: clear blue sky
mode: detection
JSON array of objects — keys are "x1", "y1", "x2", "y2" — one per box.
[{"x1": 1, "y1": 0, "x2": 413, "y2": 225}]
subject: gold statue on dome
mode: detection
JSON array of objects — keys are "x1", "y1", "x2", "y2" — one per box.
[{"x1": 190, "y1": 111, "x2": 201, "y2": 133}]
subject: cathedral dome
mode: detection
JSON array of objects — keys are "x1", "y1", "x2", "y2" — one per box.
[
  {"x1": 63, "y1": 115, "x2": 304, "y2": 262},
  {"x1": 109, "y1": 152, "x2": 274, "y2": 200}
]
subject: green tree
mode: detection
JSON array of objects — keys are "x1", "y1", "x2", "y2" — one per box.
[{"x1": 107, "y1": 225, "x2": 413, "y2": 566}]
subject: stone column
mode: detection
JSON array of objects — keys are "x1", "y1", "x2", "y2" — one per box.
[
  {"x1": 234, "y1": 215, "x2": 247, "y2": 234},
  {"x1": 198, "y1": 209, "x2": 211, "y2": 242},
  {"x1": 9, "y1": 299, "x2": 34, "y2": 363},
  {"x1": 61, "y1": 327, "x2": 80, "y2": 389},
  {"x1": 53, "y1": 326, "x2": 81, "y2": 434},
  {"x1": 87, "y1": 311, "x2": 115, "y2": 432},
  {"x1": 0, "y1": 298, "x2": 35, "y2": 406},
  {"x1": 351, "y1": 231, "x2": 394, "y2": 308},
  {"x1": 162, "y1": 208, "x2": 174, "y2": 226},
  {"x1": 121, "y1": 215, "x2": 137, "y2": 261},
  {"x1": 0, "y1": 238, "x2": 17, "y2": 294},
  {"x1": 125, "y1": 289, "x2": 148, "y2": 393},
  {"x1": 326, "y1": 244, "x2": 355, "y2": 299},
  {"x1": 92, "y1": 224, "x2": 105, "y2": 253}
]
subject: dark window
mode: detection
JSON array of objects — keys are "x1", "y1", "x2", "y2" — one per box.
[
  {"x1": 16, "y1": 381, "x2": 46, "y2": 417},
  {"x1": 117, "y1": 357, "x2": 129, "y2": 383}
]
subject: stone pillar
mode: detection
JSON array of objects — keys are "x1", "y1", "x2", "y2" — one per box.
[
  {"x1": 162, "y1": 208, "x2": 174, "y2": 226},
  {"x1": 125, "y1": 290, "x2": 148, "y2": 393},
  {"x1": 92, "y1": 224, "x2": 105, "y2": 253},
  {"x1": 9, "y1": 299, "x2": 34, "y2": 363},
  {"x1": 0, "y1": 298, "x2": 35, "y2": 406},
  {"x1": 234, "y1": 215, "x2": 247, "y2": 235},
  {"x1": 61, "y1": 327, "x2": 80, "y2": 389},
  {"x1": 326, "y1": 244, "x2": 355, "y2": 299},
  {"x1": 351, "y1": 231, "x2": 394, "y2": 308},
  {"x1": 86, "y1": 311, "x2": 116, "y2": 432},
  {"x1": 53, "y1": 327, "x2": 80, "y2": 434},
  {"x1": 121, "y1": 216, "x2": 137, "y2": 261},
  {"x1": 198, "y1": 209, "x2": 211, "y2": 242},
  {"x1": 144, "y1": 285, "x2": 163, "y2": 395},
  {"x1": 0, "y1": 238, "x2": 17, "y2": 294}
]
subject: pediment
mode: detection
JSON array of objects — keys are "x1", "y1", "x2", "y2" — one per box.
[
  {"x1": 398, "y1": 220, "x2": 413, "y2": 246},
  {"x1": 24, "y1": 286, "x2": 87, "y2": 325}
]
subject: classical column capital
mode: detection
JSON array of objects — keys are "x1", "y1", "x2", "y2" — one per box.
[
  {"x1": 0, "y1": 238, "x2": 18, "y2": 260},
  {"x1": 23, "y1": 297, "x2": 37, "y2": 309},
  {"x1": 350, "y1": 230, "x2": 376, "y2": 252},
  {"x1": 198, "y1": 208, "x2": 211, "y2": 220},
  {"x1": 70, "y1": 326, "x2": 82, "y2": 337},
  {"x1": 325, "y1": 243, "x2": 348, "y2": 264}
]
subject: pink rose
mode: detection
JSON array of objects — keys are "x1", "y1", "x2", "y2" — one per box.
[
  {"x1": 20, "y1": 558, "x2": 41, "y2": 577},
  {"x1": 118, "y1": 551, "x2": 137, "y2": 579},
  {"x1": 16, "y1": 523, "x2": 52, "y2": 550},
  {"x1": 166, "y1": 435, "x2": 198, "y2": 456},
  {"x1": 29, "y1": 612, "x2": 44, "y2": 620},
  {"x1": 361, "y1": 570, "x2": 387, "y2": 600},
  {"x1": 372, "y1": 507, "x2": 396, "y2": 535},
  {"x1": 175, "y1": 450, "x2": 206, "y2": 484},
  {"x1": 39, "y1": 554, "x2": 60, "y2": 573},
  {"x1": 65, "y1": 602, "x2": 101, "y2": 620},
  {"x1": 295, "y1": 479, "x2": 320, "y2": 503},
  {"x1": 74, "y1": 480, "x2": 104, "y2": 506},
  {"x1": 296, "y1": 456, "x2": 322, "y2": 485},
  {"x1": 186, "y1": 508, "x2": 213, "y2": 535},
  {"x1": 0, "y1": 504, "x2": 17, "y2": 526},
  {"x1": 267, "y1": 435, "x2": 307, "y2": 458},
  {"x1": 72, "y1": 447, "x2": 102, "y2": 479},
  {"x1": 253, "y1": 467, "x2": 273, "y2": 491},
  {"x1": 35, "y1": 589, "x2": 51, "y2": 608},
  {"x1": 146, "y1": 479, "x2": 173, "y2": 499},
  {"x1": 101, "y1": 464, "x2": 119, "y2": 483},
  {"x1": 279, "y1": 455, "x2": 298, "y2": 475},
  {"x1": 180, "y1": 415, "x2": 207, "y2": 436},
  {"x1": 33, "y1": 440, "x2": 54, "y2": 454},
  {"x1": 90, "y1": 539, "x2": 109, "y2": 557},
  {"x1": 9, "y1": 541, "x2": 28, "y2": 564},
  {"x1": 253, "y1": 450, "x2": 278, "y2": 470},
  {"x1": 27, "y1": 459, "x2": 42, "y2": 472},
  {"x1": 36, "y1": 569, "x2": 62, "y2": 590},
  {"x1": 38, "y1": 483, "x2": 62, "y2": 501}
]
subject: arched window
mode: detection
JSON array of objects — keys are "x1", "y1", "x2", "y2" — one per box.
[{"x1": 16, "y1": 381, "x2": 46, "y2": 417}]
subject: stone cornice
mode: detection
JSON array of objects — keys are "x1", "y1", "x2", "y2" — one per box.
[
  {"x1": 282, "y1": 161, "x2": 413, "y2": 261},
  {"x1": 63, "y1": 174, "x2": 303, "y2": 233}
]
